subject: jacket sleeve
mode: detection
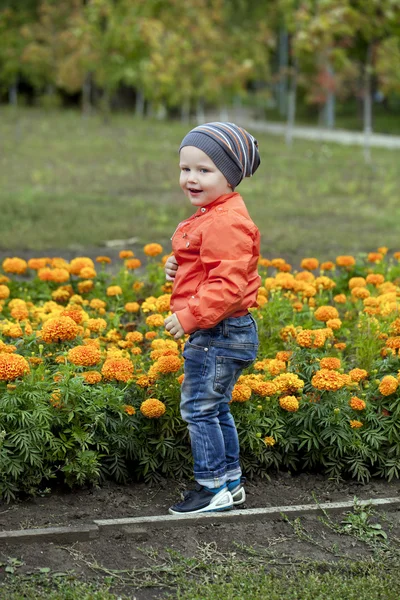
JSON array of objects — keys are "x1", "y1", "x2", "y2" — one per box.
[{"x1": 175, "y1": 213, "x2": 256, "y2": 333}]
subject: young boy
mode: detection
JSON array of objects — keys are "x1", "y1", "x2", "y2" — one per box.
[{"x1": 164, "y1": 122, "x2": 261, "y2": 515}]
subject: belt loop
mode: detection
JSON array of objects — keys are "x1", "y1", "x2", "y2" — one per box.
[{"x1": 222, "y1": 319, "x2": 229, "y2": 337}]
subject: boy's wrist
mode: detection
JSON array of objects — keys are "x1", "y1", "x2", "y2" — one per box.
[{"x1": 175, "y1": 307, "x2": 198, "y2": 334}]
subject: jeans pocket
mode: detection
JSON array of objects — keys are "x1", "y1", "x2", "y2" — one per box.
[{"x1": 213, "y1": 355, "x2": 254, "y2": 395}]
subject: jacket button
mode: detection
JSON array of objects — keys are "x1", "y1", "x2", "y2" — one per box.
[{"x1": 200, "y1": 207, "x2": 206, "y2": 213}]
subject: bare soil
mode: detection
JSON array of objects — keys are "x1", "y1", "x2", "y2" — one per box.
[{"x1": 1, "y1": 473, "x2": 400, "y2": 599}]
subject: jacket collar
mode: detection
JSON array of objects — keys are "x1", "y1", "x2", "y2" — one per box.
[{"x1": 193, "y1": 192, "x2": 241, "y2": 217}]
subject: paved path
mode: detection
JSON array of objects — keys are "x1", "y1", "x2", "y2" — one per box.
[{"x1": 243, "y1": 120, "x2": 400, "y2": 149}]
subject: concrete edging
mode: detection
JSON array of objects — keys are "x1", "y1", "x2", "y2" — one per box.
[{"x1": 1, "y1": 497, "x2": 399, "y2": 546}]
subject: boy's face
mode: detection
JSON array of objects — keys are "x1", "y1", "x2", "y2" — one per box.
[{"x1": 179, "y1": 146, "x2": 232, "y2": 208}]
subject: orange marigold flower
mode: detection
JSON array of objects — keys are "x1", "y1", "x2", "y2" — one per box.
[
  {"x1": 125, "y1": 302, "x2": 140, "y2": 313},
  {"x1": 144, "y1": 243, "x2": 163, "y2": 257},
  {"x1": 69, "y1": 257, "x2": 95, "y2": 276},
  {"x1": 126, "y1": 331, "x2": 144, "y2": 344},
  {"x1": 314, "y1": 276, "x2": 336, "y2": 291},
  {"x1": 368, "y1": 252, "x2": 383, "y2": 263},
  {"x1": 123, "y1": 404, "x2": 136, "y2": 415},
  {"x1": 11, "y1": 306, "x2": 29, "y2": 321},
  {"x1": 279, "y1": 395, "x2": 299, "y2": 412},
  {"x1": 28, "y1": 258, "x2": 48, "y2": 270},
  {"x1": 136, "y1": 375, "x2": 151, "y2": 388},
  {"x1": 336, "y1": 255, "x2": 356, "y2": 268},
  {"x1": 334, "y1": 342, "x2": 346, "y2": 350},
  {"x1": 38, "y1": 267, "x2": 70, "y2": 283},
  {"x1": 86, "y1": 318, "x2": 107, "y2": 333},
  {"x1": 258, "y1": 258, "x2": 271, "y2": 268},
  {"x1": 155, "y1": 294, "x2": 171, "y2": 313},
  {"x1": 301, "y1": 258, "x2": 319, "y2": 271},
  {"x1": 350, "y1": 419, "x2": 363, "y2": 429},
  {"x1": 296, "y1": 329, "x2": 326, "y2": 349},
  {"x1": 320, "y1": 261, "x2": 335, "y2": 271},
  {"x1": 349, "y1": 396, "x2": 366, "y2": 411},
  {"x1": 61, "y1": 308, "x2": 85, "y2": 324},
  {"x1": 125, "y1": 258, "x2": 142, "y2": 270},
  {"x1": 106, "y1": 285, "x2": 123, "y2": 297},
  {"x1": 393, "y1": 251, "x2": 400, "y2": 261},
  {"x1": 28, "y1": 356, "x2": 43, "y2": 365},
  {"x1": 273, "y1": 373, "x2": 304, "y2": 395},
  {"x1": 79, "y1": 266, "x2": 97, "y2": 279},
  {"x1": 90, "y1": 298, "x2": 107, "y2": 311},
  {"x1": 119, "y1": 250, "x2": 134, "y2": 259},
  {"x1": 101, "y1": 357, "x2": 134, "y2": 382},
  {"x1": 154, "y1": 355, "x2": 182, "y2": 374},
  {"x1": 150, "y1": 347, "x2": 180, "y2": 360},
  {"x1": 351, "y1": 286, "x2": 370, "y2": 299},
  {"x1": 266, "y1": 359, "x2": 286, "y2": 376},
  {"x1": 349, "y1": 368, "x2": 368, "y2": 382},
  {"x1": 0, "y1": 353, "x2": 30, "y2": 381},
  {"x1": 276, "y1": 351, "x2": 291, "y2": 362},
  {"x1": 379, "y1": 375, "x2": 398, "y2": 396},
  {"x1": 263, "y1": 436, "x2": 276, "y2": 446},
  {"x1": 333, "y1": 294, "x2": 347, "y2": 304},
  {"x1": 0, "y1": 285, "x2": 10, "y2": 300},
  {"x1": 349, "y1": 277, "x2": 366, "y2": 289},
  {"x1": 78, "y1": 280, "x2": 95, "y2": 294},
  {"x1": 52, "y1": 288, "x2": 71, "y2": 303},
  {"x1": 326, "y1": 318, "x2": 342, "y2": 330},
  {"x1": 40, "y1": 316, "x2": 80, "y2": 343},
  {"x1": 311, "y1": 369, "x2": 346, "y2": 391},
  {"x1": 140, "y1": 398, "x2": 166, "y2": 418},
  {"x1": 96, "y1": 256, "x2": 112, "y2": 264},
  {"x1": 68, "y1": 344, "x2": 102, "y2": 366},
  {"x1": 280, "y1": 325, "x2": 299, "y2": 341},
  {"x1": 2, "y1": 257, "x2": 28, "y2": 275},
  {"x1": 231, "y1": 384, "x2": 252, "y2": 402},
  {"x1": 366, "y1": 273, "x2": 385, "y2": 286},
  {"x1": 146, "y1": 314, "x2": 165, "y2": 328},
  {"x1": 251, "y1": 380, "x2": 277, "y2": 397},
  {"x1": 145, "y1": 331, "x2": 157, "y2": 340},
  {"x1": 314, "y1": 306, "x2": 339, "y2": 322},
  {"x1": 176, "y1": 373, "x2": 185, "y2": 385},
  {"x1": 390, "y1": 319, "x2": 400, "y2": 335},
  {"x1": 320, "y1": 357, "x2": 341, "y2": 370}
]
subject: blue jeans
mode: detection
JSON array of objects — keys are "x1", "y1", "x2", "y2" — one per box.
[{"x1": 181, "y1": 313, "x2": 259, "y2": 488}]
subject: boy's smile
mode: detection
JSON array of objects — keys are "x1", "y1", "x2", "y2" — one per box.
[{"x1": 179, "y1": 146, "x2": 232, "y2": 208}]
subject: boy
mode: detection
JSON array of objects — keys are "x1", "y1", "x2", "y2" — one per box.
[{"x1": 164, "y1": 122, "x2": 261, "y2": 515}]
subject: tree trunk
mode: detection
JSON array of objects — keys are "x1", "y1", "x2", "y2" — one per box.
[
  {"x1": 285, "y1": 62, "x2": 298, "y2": 146},
  {"x1": 219, "y1": 105, "x2": 229, "y2": 121},
  {"x1": 325, "y1": 62, "x2": 335, "y2": 129},
  {"x1": 180, "y1": 97, "x2": 190, "y2": 123},
  {"x1": 135, "y1": 89, "x2": 145, "y2": 117},
  {"x1": 278, "y1": 26, "x2": 289, "y2": 117},
  {"x1": 9, "y1": 79, "x2": 18, "y2": 106},
  {"x1": 363, "y1": 43, "x2": 373, "y2": 163},
  {"x1": 81, "y1": 72, "x2": 92, "y2": 117},
  {"x1": 196, "y1": 98, "x2": 205, "y2": 124}
]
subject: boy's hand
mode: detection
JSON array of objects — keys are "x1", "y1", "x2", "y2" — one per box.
[
  {"x1": 165, "y1": 254, "x2": 179, "y2": 281},
  {"x1": 164, "y1": 313, "x2": 185, "y2": 339}
]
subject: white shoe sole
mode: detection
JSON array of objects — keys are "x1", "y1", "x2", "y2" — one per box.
[
  {"x1": 169, "y1": 489, "x2": 233, "y2": 515},
  {"x1": 231, "y1": 486, "x2": 246, "y2": 506}
]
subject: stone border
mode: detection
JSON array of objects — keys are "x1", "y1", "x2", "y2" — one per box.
[{"x1": 1, "y1": 497, "x2": 399, "y2": 546}]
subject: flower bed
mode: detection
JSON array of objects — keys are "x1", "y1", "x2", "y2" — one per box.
[{"x1": 0, "y1": 245, "x2": 400, "y2": 500}]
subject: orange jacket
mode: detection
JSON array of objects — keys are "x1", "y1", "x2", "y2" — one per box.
[{"x1": 170, "y1": 192, "x2": 261, "y2": 333}]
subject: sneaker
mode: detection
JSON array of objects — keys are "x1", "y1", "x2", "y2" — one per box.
[
  {"x1": 227, "y1": 476, "x2": 246, "y2": 506},
  {"x1": 169, "y1": 484, "x2": 233, "y2": 515}
]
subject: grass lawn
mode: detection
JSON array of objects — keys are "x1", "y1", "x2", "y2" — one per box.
[{"x1": 1, "y1": 107, "x2": 399, "y2": 265}]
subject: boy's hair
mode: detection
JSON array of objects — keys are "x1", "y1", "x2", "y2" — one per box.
[{"x1": 179, "y1": 122, "x2": 260, "y2": 188}]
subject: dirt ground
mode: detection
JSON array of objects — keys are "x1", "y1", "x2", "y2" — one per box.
[{"x1": 1, "y1": 473, "x2": 400, "y2": 599}]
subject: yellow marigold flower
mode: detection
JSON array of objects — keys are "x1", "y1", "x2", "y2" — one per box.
[
  {"x1": 3, "y1": 257, "x2": 28, "y2": 275},
  {"x1": 296, "y1": 329, "x2": 326, "y2": 349},
  {"x1": 314, "y1": 276, "x2": 336, "y2": 291},
  {"x1": 390, "y1": 319, "x2": 400, "y2": 335},
  {"x1": 368, "y1": 252, "x2": 383, "y2": 263},
  {"x1": 68, "y1": 344, "x2": 102, "y2": 366},
  {"x1": 251, "y1": 380, "x2": 277, "y2": 397},
  {"x1": 69, "y1": 294, "x2": 84, "y2": 305},
  {"x1": 279, "y1": 395, "x2": 299, "y2": 412},
  {"x1": 3, "y1": 320, "x2": 33, "y2": 338},
  {"x1": 69, "y1": 257, "x2": 95, "y2": 276},
  {"x1": 321, "y1": 261, "x2": 335, "y2": 271},
  {"x1": 50, "y1": 390, "x2": 62, "y2": 403},
  {"x1": 11, "y1": 305, "x2": 29, "y2": 321},
  {"x1": 123, "y1": 404, "x2": 136, "y2": 415},
  {"x1": 50, "y1": 257, "x2": 68, "y2": 269},
  {"x1": 334, "y1": 342, "x2": 346, "y2": 350},
  {"x1": 320, "y1": 357, "x2": 341, "y2": 370},
  {"x1": 0, "y1": 275, "x2": 10, "y2": 284},
  {"x1": 144, "y1": 243, "x2": 163, "y2": 257},
  {"x1": 28, "y1": 356, "x2": 43, "y2": 365},
  {"x1": 366, "y1": 273, "x2": 385, "y2": 286},
  {"x1": 0, "y1": 341, "x2": 17, "y2": 354},
  {"x1": 133, "y1": 281, "x2": 144, "y2": 292},
  {"x1": 150, "y1": 347, "x2": 180, "y2": 361},
  {"x1": 6, "y1": 383, "x2": 17, "y2": 390},
  {"x1": 106, "y1": 285, "x2": 122, "y2": 297},
  {"x1": 38, "y1": 267, "x2": 70, "y2": 283},
  {"x1": 176, "y1": 373, "x2": 185, "y2": 385},
  {"x1": 275, "y1": 272, "x2": 296, "y2": 289},
  {"x1": 312, "y1": 369, "x2": 346, "y2": 391},
  {"x1": 273, "y1": 373, "x2": 304, "y2": 395},
  {"x1": 349, "y1": 368, "x2": 368, "y2": 382},
  {"x1": 140, "y1": 398, "x2": 166, "y2": 418},
  {"x1": 379, "y1": 375, "x2": 398, "y2": 396},
  {"x1": 136, "y1": 375, "x2": 151, "y2": 388},
  {"x1": 336, "y1": 255, "x2": 355, "y2": 268},
  {"x1": 125, "y1": 258, "x2": 142, "y2": 270},
  {"x1": 96, "y1": 256, "x2": 112, "y2": 264},
  {"x1": 334, "y1": 294, "x2": 347, "y2": 304},
  {"x1": 276, "y1": 351, "x2": 291, "y2": 362},
  {"x1": 393, "y1": 251, "x2": 400, "y2": 261},
  {"x1": 55, "y1": 355, "x2": 67, "y2": 364},
  {"x1": 125, "y1": 302, "x2": 140, "y2": 313},
  {"x1": 102, "y1": 357, "x2": 134, "y2": 382},
  {"x1": 231, "y1": 384, "x2": 252, "y2": 402},
  {"x1": 79, "y1": 266, "x2": 97, "y2": 279},
  {"x1": 349, "y1": 277, "x2": 366, "y2": 289},
  {"x1": 146, "y1": 314, "x2": 165, "y2": 328},
  {"x1": 266, "y1": 359, "x2": 286, "y2": 376},
  {"x1": 89, "y1": 299, "x2": 106, "y2": 311},
  {"x1": 258, "y1": 258, "x2": 271, "y2": 268},
  {"x1": 257, "y1": 294, "x2": 268, "y2": 307},
  {"x1": 154, "y1": 355, "x2": 182, "y2": 374},
  {"x1": 301, "y1": 258, "x2": 319, "y2": 271},
  {"x1": 314, "y1": 306, "x2": 339, "y2": 322},
  {"x1": 351, "y1": 286, "x2": 370, "y2": 300},
  {"x1": 28, "y1": 258, "x2": 48, "y2": 270},
  {"x1": 0, "y1": 353, "x2": 30, "y2": 381},
  {"x1": 60, "y1": 308, "x2": 85, "y2": 324},
  {"x1": 326, "y1": 318, "x2": 342, "y2": 330},
  {"x1": 52, "y1": 288, "x2": 71, "y2": 303},
  {"x1": 280, "y1": 325, "x2": 299, "y2": 341},
  {"x1": 81, "y1": 371, "x2": 102, "y2": 384},
  {"x1": 263, "y1": 436, "x2": 276, "y2": 446},
  {"x1": 145, "y1": 331, "x2": 157, "y2": 340},
  {"x1": 350, "y1": 420, "x2": 363, "y2": 429},
  {"x1": 40, "y1": 316, "x2": 79, "y2": 343},
  {"x1": 119, "y1": 250, "x2": 134, "y2": 259},
  {"x1": 86, "y1": 318, "x2": 107, "y2": 333},
  {"x1": 0, "y1": 285, "x2": 10, "y2": 300},
  {"x1": 155, "y1": 294, "x2": 171, "y2": 313},
  {"x1": 349, "y1": 396, "x2": 366, "y2": 411},
  {"x1": 124, "y1": 332, "x2": 143, "y2": 344}
]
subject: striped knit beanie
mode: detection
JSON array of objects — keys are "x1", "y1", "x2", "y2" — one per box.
[{"x1": 179, "y1": 122, "x2": 260, "y2": 189}]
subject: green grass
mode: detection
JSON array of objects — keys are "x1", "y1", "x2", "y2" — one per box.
[
  {"x1": 0, "y1": 575, "x2": 125, "y2": 599},
  {"x1": 1, "y1": 107, "x2": 400, "y2": 264}
]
